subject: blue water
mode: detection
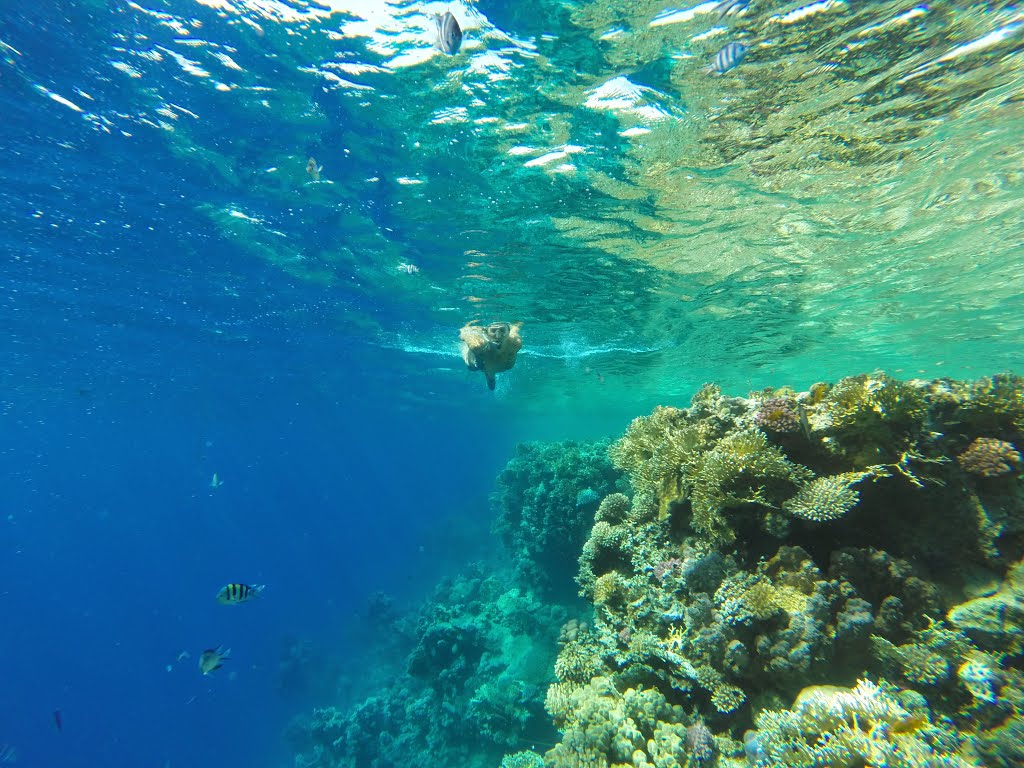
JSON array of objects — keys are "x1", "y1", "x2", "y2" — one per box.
[
  {"x1": 0, "y1": 12, "x2": 509, "y2": 763},
  {"x1": 2, "y1": 0, "x2": 1023, "y2": 766}
]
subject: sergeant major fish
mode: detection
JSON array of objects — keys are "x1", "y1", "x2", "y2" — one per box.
[
  {"x1": 199, "y1": 646, "x2": 230, "y2": 675},
  {"x1": 434, "y1": 11, "x2": 463, "y2": 55},
  {"x1": 216, "y1": 583, "x2": 265, "y2": 605},
  {"x1": 708, "y1": 41, "x2": 748, "y2": 75},
  {"x1": 714, "y1": 0, "x2": 750, "y2": 17}
]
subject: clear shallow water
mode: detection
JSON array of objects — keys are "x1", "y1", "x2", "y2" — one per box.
[{"x1": 0, "y1": 1, "x2": 1021, "y2": 766}]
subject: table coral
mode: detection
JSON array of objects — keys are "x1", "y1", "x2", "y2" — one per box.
[{"x1": 783, "y1": 473, "x2": 868, "y2": 522}]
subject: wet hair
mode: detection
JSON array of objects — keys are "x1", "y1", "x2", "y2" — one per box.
[{"x1": 484, "y1": 322, "x2": 510, "y2": 342}]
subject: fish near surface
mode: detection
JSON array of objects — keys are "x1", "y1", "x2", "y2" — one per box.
[
  {"x1": 714, "y1": 0, "x2": 750, "y2": 17},
  {"x1": 708, "y1": 41, "x2": 748, "y2": 75},
  {"x1": 435, "y1": 11, "x2": 462, "y2": 55}
]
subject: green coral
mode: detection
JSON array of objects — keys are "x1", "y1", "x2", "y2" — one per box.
[
  {"x1": 783, "y1": 473, "x2": 869, "y2": 523},
  {"x1": 689, "y1": 429, "x2": 813, "y2": 544}
]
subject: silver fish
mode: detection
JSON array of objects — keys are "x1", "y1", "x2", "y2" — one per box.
[
  {"x1": 709, "y1": 41, "x2": 748, "y2": 75},
  {"x1": 199, "y1": 646, "x2": 230, "y2": 675},
  {"x1": 434, "y1": 11, "x2": 463, "y2": 55}
]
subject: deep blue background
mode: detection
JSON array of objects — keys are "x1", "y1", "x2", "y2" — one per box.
[{"x1": 0, "y1": 6, "x2": 531, "y2": 767}]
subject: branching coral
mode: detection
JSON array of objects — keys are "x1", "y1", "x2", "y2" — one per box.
[
  {"x1": 752, "y1": 680, "x2": 980, "y2": 768},
  {"x1": 689, "y1": 429, "x2": 813, "y2": 544},
  {"x1": 609, "y1": 406, "x2": 708, "y2": 519},
  {"x1": 544, "y1": 677, "x2": 689, "y2": 768},
  {"x1": 815, "y1": 373, "x2": 928, "y2": 463}
]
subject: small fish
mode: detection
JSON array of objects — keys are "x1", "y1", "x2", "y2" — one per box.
[
  {"x1": 890, "y1": 713, "x2": 928, "y2": 735},
  {"x1": 305, "y1": 157, "x2": 322, "y2": 182},
  {"x1": 708, "y1": 41, "x2": 748, "y2": 75},
  {"x1": 216, "y1": 583, "x2": 265, "y2": 605},
  {"x1": 210, "y1": 473, "x2": 223, "y2": 489},
  {"x1": 797, "y1": 403, "x2": 812, "y2": 440},
  {"x1": 199, "y1": 646, "x2": 230, "y2": 675},
  {"x1": 714, "y1": 0, "x2": 750, "y2": 17},
  {"x1": 434, "y1": 11, "x2": 463, "y2": 55}
]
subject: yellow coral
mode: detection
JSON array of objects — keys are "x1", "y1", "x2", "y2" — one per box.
[
  {"x1": 609, "y1": 406, "x2": 709, "y2": 519},
  {"x1": 594, "y1": 572, "x2": 623, "y2": 605},
  {"x1": 689, "y1": 429, "x2": 813, "y2": 544}
]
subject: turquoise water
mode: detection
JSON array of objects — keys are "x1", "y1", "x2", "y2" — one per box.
[{"x1": 1, "y1": 1, "x2": 1022, "y2": 767}]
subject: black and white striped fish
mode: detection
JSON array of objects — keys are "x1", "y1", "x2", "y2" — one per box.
[
  {"x1": 714, "y1": 0, "x2": 750, "y2": 17},
  {"x1": 434, "y1": 11, "x2": 463, "y2": 55},
  {"x1": 216, "y1": 582, "x2": 265, "y2": 605},
  {"x1": 708, "y1": 41, "x2": 748, "y2": 75}
]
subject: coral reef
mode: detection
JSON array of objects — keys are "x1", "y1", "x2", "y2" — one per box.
[
  {"x1": 751, "y1": 679, "x2": 978, "y2": 767},
  {"x1": 286, "y1": 371, "x2": 1024, "y2": 768},
  {"x1": 492, "y1": 440, "x2": 623, "y2": 595},
  {"x1": 287, "y1": 565, "x2": 564, "y2": 768},
  {"x1": 527, "y1": 373, "x2": 1024, "y2": 768},
  {"x1": 958, "y1": 438, "x2": 1021, "y2": 479}
]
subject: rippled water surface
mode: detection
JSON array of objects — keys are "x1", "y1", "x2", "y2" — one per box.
[{"x1": 4, "y1": 0, "x2": 1022, "y2": 412}]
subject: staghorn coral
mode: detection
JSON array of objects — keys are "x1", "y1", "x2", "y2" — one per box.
[{"x1": 958, "y1": 437, "x2": 1021, "y2": 478}]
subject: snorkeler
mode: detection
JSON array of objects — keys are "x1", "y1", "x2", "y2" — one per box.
[{"x1": 459, "y1": 321, "x2": 523, "y2": 391}]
